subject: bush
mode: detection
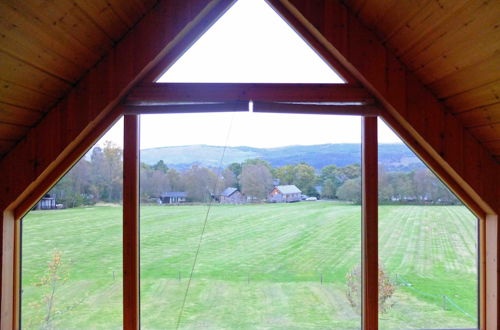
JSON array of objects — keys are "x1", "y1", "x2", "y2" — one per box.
[{"x1": 345, "y1": 262, "x2": 396, "y2": 314}]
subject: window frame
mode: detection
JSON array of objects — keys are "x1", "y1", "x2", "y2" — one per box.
[{"x1": 5, "y1": 83, "x2": 488, "y2": 330}]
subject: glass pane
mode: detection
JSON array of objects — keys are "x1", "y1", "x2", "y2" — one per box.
[
  {"x1": 377, "y1": 118, "x2": 478, "y2": 329},
  {"x1": 140, "y1": 112, "x2": 362, "y2": 328},
  {"x1": 157, "y1": 0, "x2": 344, "y2": 83},
  {"x1": 21, "y1": 119, "x2": 124, "y2": 329}
]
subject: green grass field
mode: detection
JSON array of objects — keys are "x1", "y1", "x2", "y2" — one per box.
[{"x1": 21, "y1": 203, "x2": 478, "y2": 329}]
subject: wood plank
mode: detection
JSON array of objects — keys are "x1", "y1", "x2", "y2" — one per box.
[
  {"x1": 0, "y1": 1, "x2": 100, "y2": 68},
  {"x1": 456, "y1": 102, "x2": 500, "y2": 128},
  {"x1": 362, "y1": 116, "x2": 378, "y2": 329},
  {"x1": 123, "y1": 115, "x2": 139, "y2": 330},
  {"x1": 468, "y1": 123, "x2": 500, "y2": 143},
  {"x1": 0, "y1": 22, "x2": 84, "y2": 82},
  {"x1": 0, "y1": 51, "x2": 72, "y2": 98},
  {"x1": 0, "y1": 6, "x2": 84, "y2": 81},
  {"x1": 73, "y1": 0, "x2": 130, "y2": 42},
  {"x1": 415, "y1": 27, "x2": 500, "y2": 86},
  {"x1": 107, "y1": 0, "x2": 155, "y2": 27},
  {"x1": 126, "y1": 83, "x2": 374, "y2": 104},
  {"x1": 3, "y1": 0, "x2": 112, "y2": 60},
  {"x1": 0, "y1": 79, "x2": 55, "y2": 111},
  {"x1": 428, "y1": 54, "x2": 500, "y2": 99},
  {"x1": 370, "y1": 0, "x2": 426, "y2": 44},
  {"x1": 445, "y1": 79, "x2": 500, "y2": 113},
  {"x1": 401, "y1": 0, "x2": 497, "y2": 67},
  {"x1": 0, "y1": 123, "x2": 29, "y2": 141},
  {"x1": 0, "y1": 102, "x2": 42, "y2": 127},
  {"x1": 385, "y1": 0, "x2": 468, "y2": 58}
]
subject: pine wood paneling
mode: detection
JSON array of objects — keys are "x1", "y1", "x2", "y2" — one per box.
[
  {"x1": 456, "y1": 103, "x2": 500, "y2": 128},
  {"x1": 0, "y1": 0, "x2": 158, "y2": 154},
  {"x1": 0, "y1": 80, "x2": 54, "y2": 111},
  {"x1": 0, "y1": 102, "x2": 41, "y2": 126},
  {"x1": 445, "y1": 79, "x2": 500, "y2": 114},
  {"x1": 0, "y1": 51, "x2": 72, "y2": 98}
]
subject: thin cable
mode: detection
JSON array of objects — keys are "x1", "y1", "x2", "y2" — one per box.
[{"x1": 175, "y1": 112, "x2": 236, "y2": 329}]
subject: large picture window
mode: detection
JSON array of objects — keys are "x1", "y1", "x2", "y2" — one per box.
[{"x1": 139, "y1": 112, "x2": 362, "y2": 328}]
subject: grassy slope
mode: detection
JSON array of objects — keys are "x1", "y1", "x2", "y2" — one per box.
[{"x1": 21, "y1": 204, "x2": 477, "y2": 329}]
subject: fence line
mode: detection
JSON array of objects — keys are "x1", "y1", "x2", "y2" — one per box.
[{"x1": 396, "y1": 274, "x2": 477, "y2": 322}]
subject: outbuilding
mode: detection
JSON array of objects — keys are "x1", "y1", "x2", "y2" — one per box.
[
  {"x1": 220, "y1": 187, "x2": 246, "y2": 204},
  {"x1": 268, "y1": 185, "x2": 302, "y2": 203}
]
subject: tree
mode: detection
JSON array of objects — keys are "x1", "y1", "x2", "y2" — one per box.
[
  {"x1": 152, "y1": 160, "x2": 168, "y2": 173},
  {"x1": 336, "y1": 178, "x2": 361, "y2": 204},
  {"x1": 335, "y1": 164, "x2": 361, "y2": 183},
  {"x1": 320, "y1": 165, "x2": 340, "y2": 198},
  {"x1": 321, "y1": 178, "x2": 337, "y2": 199},
  {"x1": 222, "y1": 167, "x2": 238, "y2": 189},
  {"x1": 227, "y1": 162, "x2": 242, "y2": 178},
  {"x1": 293, "y1": 163, "x2": 318, "y2": 196},
  {"x1": 275, "y1": 165, "x2": 295, "y2": 185},
  {"x1": 240, "y1": 164, "x2": 273, "y2": 200},
  {"x1": 140, "y1": 163, "x2": 170, "y2": 200},
  {"x1": 29, "y1": 250, "x2": 70, "y2": 329},
  {"x1": 378, "y1": 166, "x2": 394, "y2": 202},
  {"x1": 183, "y1": 165, "x2": 219, "y2": 202}
]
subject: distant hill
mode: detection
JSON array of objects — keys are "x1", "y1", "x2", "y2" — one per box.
[{"x1": 140, "y1": 143, "x2": 424, "y2": 172}]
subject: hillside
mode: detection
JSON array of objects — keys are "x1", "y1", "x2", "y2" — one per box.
[{"x1": 140, "y1": 143, "x2": 424, "y2": 172}]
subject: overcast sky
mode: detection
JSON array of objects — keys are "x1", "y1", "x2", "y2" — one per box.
[{"x1": 99, "y1": 0, "x2": 401, "y2": 149}]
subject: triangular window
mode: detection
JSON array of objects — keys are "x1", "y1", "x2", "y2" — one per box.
[{"x1": 156, "y1": 0, "x2": 345, "y2": 83}]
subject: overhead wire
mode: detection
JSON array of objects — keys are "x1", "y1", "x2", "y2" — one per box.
[{"x1": 175, "y1": 111, "x2": 237, "y2": 329}]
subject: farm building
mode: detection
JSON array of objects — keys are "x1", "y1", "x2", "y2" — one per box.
[
  {"x1": 159, "y1": 192, "x2": 188, "y2": 204},
  {"x1": 269, "y1": 185, "x2": 302, "y2": 203},
  {"x1": 0, "y1": 0, "x2": 498, "y2": 329},
  {"x1": 220, "y1": 187, "x2": 246, "y2": 204},
  {"x1": 34, "y1": 194, "x2": 56, "y2": 210}
]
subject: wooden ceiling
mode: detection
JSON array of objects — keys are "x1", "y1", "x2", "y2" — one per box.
[
  {"x1": 341, "y1": 0, "x2": 500, "y2": 161},
  {"x1": 0, "y1": 0, "x2": 499, "y2": 162},
  {"x1": 0, "y1": 0, "x2": 157, "y2": 158}
]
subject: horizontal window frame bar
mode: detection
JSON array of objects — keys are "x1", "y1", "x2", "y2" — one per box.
[{"x1": 125, "y1": 83, "x2": 375, "y2": 105}]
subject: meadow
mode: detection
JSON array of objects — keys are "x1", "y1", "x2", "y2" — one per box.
[{"x1": 21, "y1": 203, "x2": 478, "y2": 329}]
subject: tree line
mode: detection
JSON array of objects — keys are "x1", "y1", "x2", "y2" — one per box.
[{"x1": 48, "y1": 142, "x2": 458, "y2": 208}]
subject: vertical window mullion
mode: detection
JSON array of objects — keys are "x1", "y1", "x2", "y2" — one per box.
[
  {"x1": 123, "y1": 115, "x2": 140, "y2": 329},
  {"x1": 362, "y1": 116, "x2": 378, "y2": 329}
]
